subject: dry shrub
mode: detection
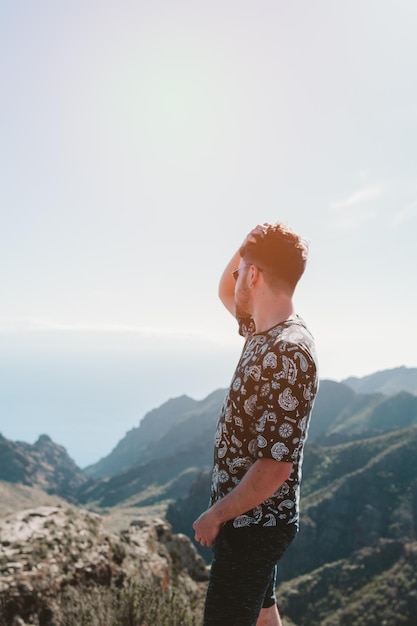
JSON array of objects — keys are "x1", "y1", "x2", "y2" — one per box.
[{"x1": 0, "y1": 577, "x2": 203, "y2": 626}]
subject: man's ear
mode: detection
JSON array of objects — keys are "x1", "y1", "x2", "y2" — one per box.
[{"x1": 248, "y1": 264, "x2": 262, "y2": 288}]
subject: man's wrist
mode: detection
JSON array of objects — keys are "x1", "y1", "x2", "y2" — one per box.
[{"x1": 210, "y1": 498, "x2": 235, "y2": 526}]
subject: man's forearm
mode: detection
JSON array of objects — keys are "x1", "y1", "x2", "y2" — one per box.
[
  {"x1": 218, "y1": 249, "x2": 240, "y2": 314},
  {"x1": 218, "y1": 225, "x2": 268, "y2": 315},
  {"x1": 210, "y1": 458, "x2": 293, "y2": 524},
  {"x1": 193, "y1": 458, "x2": 293, "y2": 546}
]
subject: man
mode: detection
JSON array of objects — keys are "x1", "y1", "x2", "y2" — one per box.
[{"x1": 193, "y1": 222, "x2": 319, "y2": 626}]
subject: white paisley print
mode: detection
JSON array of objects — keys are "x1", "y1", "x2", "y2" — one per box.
[{"x1": 210, "y1": 315, "x2": 318, "y2": 528}]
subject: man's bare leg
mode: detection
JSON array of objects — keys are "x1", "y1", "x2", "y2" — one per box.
[{"x1": 256, "y1": 604, "x2": 282, "y2": 626}]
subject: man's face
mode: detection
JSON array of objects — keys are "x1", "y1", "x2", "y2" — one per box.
[{"x1": 234, "y1": 264, "x2": 253, "y2": 319}]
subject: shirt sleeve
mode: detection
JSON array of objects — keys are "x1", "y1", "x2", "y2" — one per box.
[{"x1": 253, "y1": 342, "x2": 314, "y2": 464}]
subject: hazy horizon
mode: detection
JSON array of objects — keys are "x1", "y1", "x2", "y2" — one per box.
[{"x1": 1, "y1": 328, "x2": 414, "y2": 468}]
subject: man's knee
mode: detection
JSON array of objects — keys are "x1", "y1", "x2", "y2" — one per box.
[{"x1": 256, "y1": 604, "x2": 282, "y2": 626}]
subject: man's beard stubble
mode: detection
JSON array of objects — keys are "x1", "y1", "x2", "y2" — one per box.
[{"x1": 235, "y1": 282, "x2": 253, "y2": 320}]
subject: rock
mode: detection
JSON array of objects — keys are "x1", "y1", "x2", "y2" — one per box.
[{"x1": 0, "y1": 505, "x2": 208, "y2": 624}]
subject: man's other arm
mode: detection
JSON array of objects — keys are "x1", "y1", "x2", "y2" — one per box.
[{"x1": 192, "y1": 458, "x2": 293, "y2": 547}]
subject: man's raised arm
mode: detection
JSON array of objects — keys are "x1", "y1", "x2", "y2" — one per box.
[{"x1": 218, "y1": 224, "x2": 268, "y2": 316}]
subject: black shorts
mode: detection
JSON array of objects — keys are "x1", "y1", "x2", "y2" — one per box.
[{"x1": 203, "y1": 521, "x2": 297, "y2": 626}]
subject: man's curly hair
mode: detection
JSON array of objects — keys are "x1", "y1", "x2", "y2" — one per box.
[{"x1": 239, "y1": 222, "x2": 309, "y2": 293}]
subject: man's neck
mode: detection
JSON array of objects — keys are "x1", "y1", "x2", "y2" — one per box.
[{"x1": 251, "y1": 296, "x2": 294, "y2": 334}]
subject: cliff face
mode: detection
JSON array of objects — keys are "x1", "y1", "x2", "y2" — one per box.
[{"x1": 0, "y1": 506, "x2": 208, "y2": 625}]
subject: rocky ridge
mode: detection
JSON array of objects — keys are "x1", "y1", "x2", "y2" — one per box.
[{"x1": 0, "y1": 506, "x2": 208, "y2": 625}]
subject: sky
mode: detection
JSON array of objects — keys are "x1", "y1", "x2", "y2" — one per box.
[{"x1": 1, "y1": 0, "x2": 416, "y2": 466}]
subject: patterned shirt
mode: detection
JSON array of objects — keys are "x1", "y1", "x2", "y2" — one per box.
[{"x1": 210, "y1": 315, "x2": 318, "y2": 528}]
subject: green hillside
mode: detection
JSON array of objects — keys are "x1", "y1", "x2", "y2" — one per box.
[{"x1": 278, "y1": 539, "x2": 417, "y2": 626}]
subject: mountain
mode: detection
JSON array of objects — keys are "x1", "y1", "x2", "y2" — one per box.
[
  {"x1": 311, "y1": 382, "x2": 417, "y2": 441},
  {"x1": 4, "y1": 371, "x2": 416, "y2": 513},
  {"x1": 77, "y1": 440, "x2": 213, "y2": 508},
  {"x1": 0, "y1": 433, "x2": 88, "y2": 501},
  {"x1": 76, "y1": 391, "x2": 229, "y2": 508},
  {"x1": 277, "y1": 440, "x2": 417, "y2": 626},
  {"x1": 77, "y1": 378, "x2": 417, "y2": 510},
  {"x1": 306, "y1": 380, "x2": 385, "y2": 441},
  {"x1": 278, "y1": 538, "x2": 417, "y2": 626},
  {"x1": 343, "y1": 365, "x2": 417, "y2": 396},
  {"x1": 82, "y1": 381, "x2": 372, "y2": 488},
  {"x1": 331, "y1": 389, "x2": 417, "y2": 437},
  {"x1": 278, "y1": 425, "x2": 417, "y2": 580},
  {"x1": 84, "y1": 389, "x2": 226, "y2": 480},
  {"x1": 85, "y1": 374, "x2": 417, "y2": 486},
  {"x1": 84, "y1": 394, "x2": 202, "y2": 478}
]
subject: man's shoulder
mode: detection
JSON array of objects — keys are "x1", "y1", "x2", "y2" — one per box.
[
  {"x1": 272, "y1": 316, "x2": 317, "y2": 365},
  {"x1": 280, "y1": 316, "x2": 315, "y2": 343},
  {"x1": 237, "y1": 315, "x2": 318, "y2": 369}
]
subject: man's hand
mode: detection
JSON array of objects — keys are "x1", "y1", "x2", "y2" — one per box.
[
  {"x1": 242, "y1": 223, "x2": 269, "y2": 247},
  {"x1": 218, "y1": 223, "x2": 269, "y2": 316},
  {"x1": 193, "y1": 508, "x2": 223, "y2": 548},
  {"x1": 193, "y1": 459, "x2": 292, "y2": 548}
]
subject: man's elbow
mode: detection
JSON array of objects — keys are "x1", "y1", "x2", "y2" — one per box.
[
  {"x1": 270, "y1": 460, "x2": 293, "y2": 484},
  {"x1": 280, "y1": 461, "x2": 293, "y2": 482},
  {"x1": 257, "y1": 458, "x2": 293, "y2": 484}
]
